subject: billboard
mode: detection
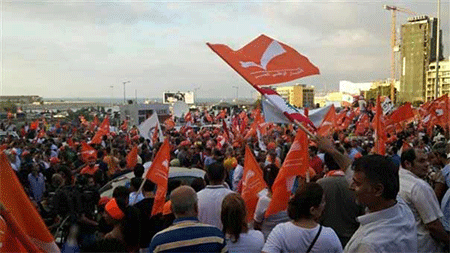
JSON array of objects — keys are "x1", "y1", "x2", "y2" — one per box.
[{"x1": 163, "y1": 91, "x2": 194, "y2": 104}]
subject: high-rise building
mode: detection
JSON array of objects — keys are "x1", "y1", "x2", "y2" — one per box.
[
  {"x1": 275, "y1": 84, "x2": 315, "y2": 108},
  {"x1": 399, "y1": 16, "x2": 444, "y2": 103},
  {"x1": 426, "y1": 59, "x2": 450, "y2": 99}
]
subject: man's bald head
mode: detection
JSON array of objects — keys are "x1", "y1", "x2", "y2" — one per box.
[{"x1": 170, "y1": 186, "x2": 198, "y2": 217}]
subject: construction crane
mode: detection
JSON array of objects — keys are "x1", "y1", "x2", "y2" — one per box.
[{"x1": 383, "y1": 5, "x2": 417, "y2": 103}]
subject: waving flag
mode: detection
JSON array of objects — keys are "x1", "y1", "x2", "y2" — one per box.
[
  {"x1": 126, "y1": 145, "x2": 138, "y2": 169},
  {"x1": 207, "y1": 34, "x2": 319, "y2": 86},
  {"x1": 242, "y1": 146, "x2": 267, "y2": 222},
  {"x1": 139, "y1": 112, "x2": 164, "y2": 143},
  {"x1": 90, "y1": 115, "x2": 110, "y2": 144},
  {"x1": 81, "y1": 141, "x2": 97, "y2": 161},
  {"x1": 388, "y1": 102, "x2": 415, "y2": 125},
  {"x1": 266, "y1": 129, "x2": 309, "y2": 217},
  {"x1": 317, "y1": 105, "x2": 336, "y2": 136},
  {"x1": 143, "y1": 139, "x2": 171, "y2": 216},
  {"x1": 0, "y1": 153, "x2": 58, "y2": 252},
  {"x1": 258, "y1": 87, "x2": 315, "y2": 129}
]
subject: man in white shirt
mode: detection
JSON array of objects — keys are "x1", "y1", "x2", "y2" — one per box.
[
  {"x1": 197, "y1": 162, "x2": 233, "y2": 229},
  {"x1": 399, "y1": 148, "x2": 449, "y2": 252},
  {"x1": 344, "y1": 155, "x2": 417, "y2": 253}
]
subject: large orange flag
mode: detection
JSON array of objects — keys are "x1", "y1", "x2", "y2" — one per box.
[
  {"x1": 242, "y1": 146, "x2": 267, "y2": 222},
  {"x1": 207, "y1": 34, "x2": 319, "y2": 86},
  {"x1": 126, "y1": 145, "x2": 138, "y2": 169},
  {"x1": 317, "y1": 105, "x2": 336, "y2": 136},
  {"x1": 373, "y1": 96, "x2": 386, "y2": 155},
  {"x1": 0, "y1": 153, "x2": 58, "y2": 252},
  {"x1": 388, "y1": 102, "x2": 415, "y2": 125},
  {"x1": 145, "y1": 139, "x2": 171, "y2": 216},
  {"x1": 265, "y1": 129, "x2": 309, "y2": 217}
]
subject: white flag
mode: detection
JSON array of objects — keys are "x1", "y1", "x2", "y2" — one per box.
[{"x1": 138, "y1": 112, "x2": 164, "y2": 143}]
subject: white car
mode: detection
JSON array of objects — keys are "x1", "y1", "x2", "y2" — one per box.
[{"x1": 99, "y1": 165, "x2": 205, "y2": 198}]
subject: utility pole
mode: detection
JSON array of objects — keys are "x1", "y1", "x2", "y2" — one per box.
[
  {"x1": 110, "y1": 85, "x2": 114, "y2": 108},
  {"x1": 123, "y1": 81, "x2": 130, "y2": 104}
]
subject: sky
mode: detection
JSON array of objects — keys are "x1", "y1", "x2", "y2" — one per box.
[{"x1": 1, "y1": 0, "x2": 449, "y2": 100}]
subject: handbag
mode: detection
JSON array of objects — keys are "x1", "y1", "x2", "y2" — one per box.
[{"x1": 306, "y1": 225, "x2": 322, "y2": 253}]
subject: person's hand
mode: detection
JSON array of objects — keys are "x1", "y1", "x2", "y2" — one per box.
[{"x1": 316, "y1": 136, "x2": 336, "y2": 153}]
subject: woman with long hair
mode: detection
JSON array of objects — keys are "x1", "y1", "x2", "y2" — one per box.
[
  {"x1": 262, "y1": 183, "x2": 342, "y2": 253},
  {"x1": 221, "y1": 193, "x2": 264, "y2": 253}
]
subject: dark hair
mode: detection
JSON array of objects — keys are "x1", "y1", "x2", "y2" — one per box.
[
  {"x1": 353, "y1": 155, "x2": 399, "y2": 200},
  {"x1": 288, "y1": 183, "x2": 323, "y2": 220},
  {"x1": 83, "y1": 238, "x2": 126, "y2": 252},
  {"x1": 191, "y1": 177, "x2": 206, "y2": 192},
  {"x1": 143, "y1": 180, "x2": 156, "y2": 192},
  {"x1": 324, "y1": 153, "x2": 340, "y2": 171},
  {"x1": 432, "y1": 142, "x2": 447, "y2": 159},
  {"x1": 134, "y1": 164, "x2": 145, "y2": 178},
  {"x1": 112, "y1": 186, "x2": 129, "y2": 203},
  {"x1": 400, "y1": 148, "x2": 416, "y2": 168},
  {"x1": 130, "y1": 177, "x2": 143, "y2": 190},
  {"x1": 263, "y1": 164, "x2": 279, "y2": 191},
  {"x1": 206, "y1": 162, "x2": 225, "y2": 183},
  {"x1": 221, "y1": 193, "x2": 248, "y2": 243}
]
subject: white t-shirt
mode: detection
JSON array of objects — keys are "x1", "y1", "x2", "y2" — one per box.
[
  {"x1": 399, "y1": 168, "x2": 444, "y2": 252},
  {"x1": 344, "y1": 197, "x2": 417, "y2": 253},
  {"x1": 197, "y1": 185, "x2": 233, "y2": 229},
  {"x1": 254, "y1": 194, "x2": 290, "y2": 240},
  {"x1": 226, "y1": 229, "x2": 264, "y2": 253},
  {"x1": 263, "y1": 222, "x2": 342, "y2": 253}
]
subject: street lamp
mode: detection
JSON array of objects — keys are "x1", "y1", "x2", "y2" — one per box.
[
  {"x1": 232, "y1": 86, "x2": 239, "y2": 101},
  {"x1": 110, "y1": 85, "x2": 114, "y2": 108},
  {"x1": 123, "y1": 81, "x2": 130, "y2": 104}
]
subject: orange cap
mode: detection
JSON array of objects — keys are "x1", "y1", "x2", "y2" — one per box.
[{"x1": 105, "y1": 198, "x2": 125, "y2": 220}]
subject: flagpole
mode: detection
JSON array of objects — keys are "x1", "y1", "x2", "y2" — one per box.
[{"x1": 206, "y1": 43, "x2": 317, "y2": 140}]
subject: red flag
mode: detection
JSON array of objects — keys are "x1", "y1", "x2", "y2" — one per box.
[
  {"x1": 389, "y1": 102, "x2": 415, "y2": 125},
  {"x1": 152, "y1": 124, "x2": 160, "y2": 145},
  {"x1": 241, "y1": 146, "x2": 267, "y2": 222},
  {"x1": 184, "y1": 112, "x2": 193, "y2": 123},
  {"x1": 164, "y1": 118, "x2": 175, "y2": 130},
  {"x1": 81, "y1": 141, "x2": 97, "y2": 161},
  {"x1": 93, "y1": 115, "x2": 100, "y2": 127},
  {"x1": 373, "y1": 96, "x2": 386, "y2": 155},
  {"x1": 205, "y1": 111, "x2": 213, "y2": 123},
  {"x1": 222, "y1": 120, "x2": 231, "y2": 140},
  {"x1": 317, "y1": 105, "x2": 336, "y2": 136},
  {"x1": 207, "y1": 34, "x2": 319, "y2": 86},
  {"x1": 355, "y1": 113, "x2": 370, "y2": 136},
  {"x1": 120, "y1": 120, "x2": 128, "y2": 132},
  {"x1": 67, "y1": 137, "x2": 75, "y2": 148},
  {"x1": 0, "y1": 153, "x2": 58, "y2": 252},
  {"x1": 126, "y1": 145, "x2": 138, "y2": 169},
  {"x1": 145, "y1": 139, "x2": 171, "y2": 216},
  {"x1": 30, "y1": 120, "x2": 39, "y2": 130},
  {"x1": 266, "y1": 129, "x2": 309, "y2": 217},
  {"x1": 91, "y1": 116, "x2": 110, "y2": 144}
]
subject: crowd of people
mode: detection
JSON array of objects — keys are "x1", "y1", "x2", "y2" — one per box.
[{"x1": 1, "y1": 103, "x2": 450, "y2": 252}]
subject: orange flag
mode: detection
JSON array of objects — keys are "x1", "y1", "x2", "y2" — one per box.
[
  {"x1": 204, "y1": 111, "x2": 213, "y2": 122},
  {"x1": 242, "y1": 146, "x2": 267, "y2": 222},
  {"x1": 30, "y1": 120, "x2": 39, "y2": 130},
  {"x1": 389, "y1": 102, "x2": 415, "y2": 125},
  {"x1": 126, "y1": 145, "x2": 138, "y2": 169},
  {"x1": 145, "y1": 139, "x2": 171, "y2": 216},
  {"x1": 0, "y1": 153, "x2": 58, "y2": 252},
  {"x1": 91, "y1": 115, "x2": 110, "y2": 144},
  {"x1": 164, "y1": 118, "x2": 175, "y2": 130},
  {"x1": 373, "y1": 96, "x2": 386, "y2": 155},
  {"x1": 120, "y1": 120, "x2": 128, "y2": 132},
  {"x1": 317, "y1": 105, "x2": 336, "y2": 136},
  {"x1": 207, "y1": 34, "x2": 319, "y2": 86},
  {"x1": 67, "y1": 137, "x2": 75, "y2": 148},
  {"x1": 265, "y1": 129, "x2": 309, "y2": 217},
  {"x1": 81, "y1": 141, "x2": 97, "y2": 161}
]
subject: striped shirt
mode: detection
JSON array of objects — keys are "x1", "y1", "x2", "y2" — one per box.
[{"x1": 149, "y1": 217, "x2": 228, "y2": 253}]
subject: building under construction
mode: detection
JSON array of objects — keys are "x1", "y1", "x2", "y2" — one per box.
[{"x1": 399, "y1": 16, "x2": 444, "y2": 103}]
